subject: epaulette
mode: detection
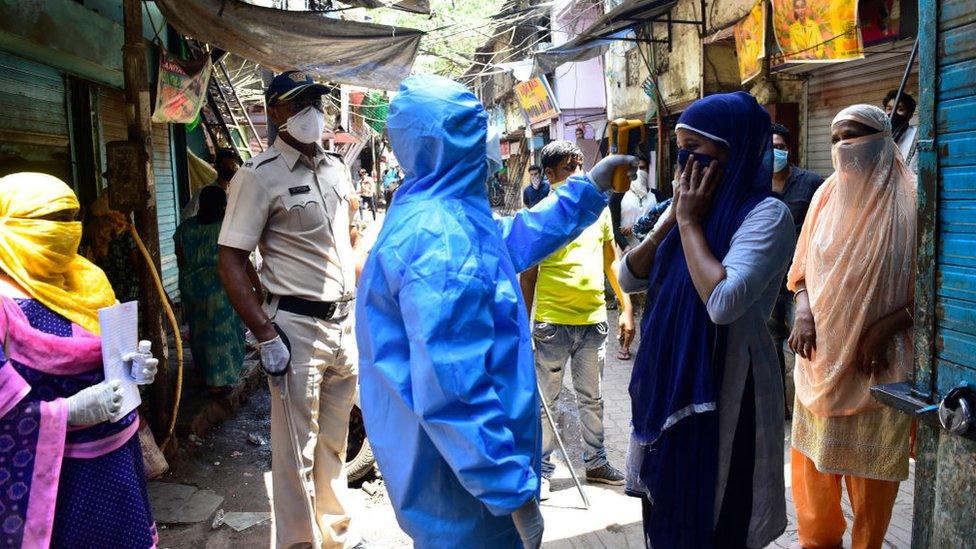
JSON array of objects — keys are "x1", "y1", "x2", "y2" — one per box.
[
  {"x1": 243, "y1": 151, "x2": 281, "y2": 170},
  {"x1": 324, "y1": 150, "x2": 346, "y2": 162}
]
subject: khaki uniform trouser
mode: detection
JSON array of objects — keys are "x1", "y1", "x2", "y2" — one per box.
[{"x1": 267, "y1": 301, "x2": 358, "y2": 549}]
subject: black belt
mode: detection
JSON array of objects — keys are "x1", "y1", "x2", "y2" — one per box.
[{"x1": 269, "y1": 295, "x2": 351, "y2": 321}]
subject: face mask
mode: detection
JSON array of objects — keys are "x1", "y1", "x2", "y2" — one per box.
[
  {"x1": 831, "y1": 132, "x2": 887, "y2": 175},
  {"x1": 677, "y1": 149, "x2": 721, "y2": 171},
  {"x1": 282, "y1": 106, "x2": 325, "y2": 144},
  {"x1": 890, "y1": 112, "x2": 908, "y2": 130},
  {"x1": 217, "y1": 167, "x2": 237, "y2": 182},
  {"x1": 31, "y1": 218, "x2": 83, "y2": 275},
  {"x1": 636, "y1": 170, "x2": 649, "y2": 190},
  {"x1": 773, "y1": 148, "x2": 789, "y2": 172}
]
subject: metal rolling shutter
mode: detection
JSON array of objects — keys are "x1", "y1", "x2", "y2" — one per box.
[
  {"x1": 932, "y1": 1, "x2": 976, "y2": 396},
  {"x1": 0, "y1": 51, "x2": 69, "y2": 180},
  {"x1": 153, "y1": 122, "x2": 180, "y2": 299},
  {"x1": 804, "y1": 49, "x2": 919, "y2": 177}
]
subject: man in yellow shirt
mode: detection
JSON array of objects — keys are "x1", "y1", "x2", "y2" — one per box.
[{"x1": 520, "y1": 141, "x2": 635, "y2": 498}]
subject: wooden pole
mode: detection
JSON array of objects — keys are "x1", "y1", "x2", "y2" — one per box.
[{"x1": 122, "y1": 0, "x2": 170, "y2": 437}]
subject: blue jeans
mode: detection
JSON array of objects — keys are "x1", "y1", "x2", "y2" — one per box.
[{"x1": 533, "y1": 321, "x2": 609, "y2": 477}]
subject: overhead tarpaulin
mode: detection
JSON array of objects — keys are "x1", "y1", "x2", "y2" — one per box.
[
  {"x1": 156, "y1": 0, "x2": 423, "y2": 91},
  {"x1": 533, "y1": 28, "x2": 635, "y2": 74},
  {"x1": 341, "y1": 0, "x2": 430, "y2": 14},
  {"x1": 532, "y1": 0, "x2": 678, "y2": 75}
]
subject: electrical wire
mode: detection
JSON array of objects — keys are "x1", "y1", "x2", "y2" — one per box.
[
  {"x1": 454, "y1": 0, "x2": 604, "y2": 83},
  {"x1": 128, "y1": 224, "x2": 184, "y2": 454}
]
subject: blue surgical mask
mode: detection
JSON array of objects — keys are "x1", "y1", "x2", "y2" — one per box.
[
  {"x1": 677, "y1": 149, "x2": 721, "y2": 171},
  {"x1": 773, "y1": 148, "x2": 789, "y2": 172}
]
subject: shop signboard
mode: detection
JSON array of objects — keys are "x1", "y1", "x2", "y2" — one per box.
[{"x1": 514, "y1": 76, "x2": 560, "y2": 126}]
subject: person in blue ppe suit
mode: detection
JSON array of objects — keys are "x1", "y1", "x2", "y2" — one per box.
[{"x1": 355, "y1": 74, "x2": 636, "y2": 549}]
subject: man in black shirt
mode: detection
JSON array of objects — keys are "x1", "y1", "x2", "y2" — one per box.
[
  {"x1": 522, "y1": 165, "x2": 550, "y2": 208},
  {"x1": 769, "y1": 123, "x2": 824, "y2": 417}
]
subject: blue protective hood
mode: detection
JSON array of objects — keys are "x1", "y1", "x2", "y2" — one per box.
[{"x1": 388, "y1": 74, "x2": 488, "y2": 202}]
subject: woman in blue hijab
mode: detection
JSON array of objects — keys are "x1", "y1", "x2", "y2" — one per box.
[{"x1": 617, "y1": 92, "x2": 795, "y2": 548}]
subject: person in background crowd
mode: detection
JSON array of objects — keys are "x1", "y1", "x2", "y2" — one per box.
[
  {"x1": 788, "y1": 105, "x2": 916, "y2": 549},
  {"x1": 382, "y1": 167, "x2": 398, "y2": 207},
  {"x1": 575, "y1": 126, "x2": 585, "y2": 140},
  {"x1": 0, "y1": 173, "x2": 159, "y2": 548},
  {"x1": 522, "y1": 164, "x2": 550, "y2": 207},
  {"x1": 620, "y1": 155, "x2": 658, "y2": 250},
  {"x1": 181, "y1": 148, "x2": 241, "y2": 220},
  {"x1": 83, "y1": 192, "x2": 140, "y2": 303},
  {"x1": 358, "y1": 168, "x2": 377, "y2": 221},
  {"x1": 619, "y1": 92, "x2": 794, "y2": 548},
  {"x1": 218, "y1": 71, "x2": 361, "y2": 549},
  {"x1": 175, "y1": 186, "x2": 254, "y2": 395},
  {"x1": 768, "y1": 123, "x2": 825, "y2": 417},
  {"x1": 520, "y1": 140, "x2": 635, "y2": 498},
  {"x1": 355, "y1": 74, "x2": 636, "y2": 549},
  {"x1": 883, "y1": 90, "x2": 919, "y2": 173}
]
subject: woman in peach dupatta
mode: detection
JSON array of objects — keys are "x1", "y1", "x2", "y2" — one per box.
[{"x1": 786, "y1": 104, "x2": 916, "y2": 549}]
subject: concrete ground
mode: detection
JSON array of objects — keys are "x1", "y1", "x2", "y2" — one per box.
[{"x1": 155, "y1": 211, "x2": 914, "y2": 547}]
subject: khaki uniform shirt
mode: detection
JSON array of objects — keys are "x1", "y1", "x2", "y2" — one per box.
[{"x1": 219, "y1": 139, "x2": 355, "y2": 302}]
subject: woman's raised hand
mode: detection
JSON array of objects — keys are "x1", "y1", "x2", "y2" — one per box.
[{"x1": 674, "y1": 156, "x2": 721, "y2": 227}]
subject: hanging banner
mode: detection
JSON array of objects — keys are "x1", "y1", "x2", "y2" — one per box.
[
  {"x1": 151, "y1": 49, "x2": 212, "y2": 124},
  {"x1": 734, "y1": 2, "x2": 766, "y2": 83},
  {"x1": 514, "y1": 76, "x2": 560, "y2": 126},
  {"x1": 771, "y1": 0, "x2": 863, "y2": 63}
]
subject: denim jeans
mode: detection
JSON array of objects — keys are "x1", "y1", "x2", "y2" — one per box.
[{"x1": 533, "y1": 321, "x2": 609, "y2": 476}]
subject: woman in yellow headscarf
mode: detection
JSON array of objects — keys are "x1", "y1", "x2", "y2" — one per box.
[{"x1": 0, "y1": 172, "x2": 158, "y2": 547}]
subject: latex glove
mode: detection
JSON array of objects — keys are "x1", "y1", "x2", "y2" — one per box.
[
  {"x1": 67, "y1": 380, "x2": 124, "y2": 426},
  {"x1": 587, "y1": 154, "x2": 639, "y2": 193},
  {"x1": 259, "y1": 327, "x2": 291, "y2": 378},
  {"x1": 123, "y1": 340, "x2": 158, "y2": 385},
  {"x1": 511, "y1": 498, "x2": 544, "y2": 549}
]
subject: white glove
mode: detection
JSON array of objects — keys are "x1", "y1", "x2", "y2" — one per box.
[
  {"x1": 511, "y1": 498, "x2": 544, "y2": 549},
  {"x1": 587, "y1": 154, "x2": 639, "y2": 192},
  {"x1": 259, "y1": 333, "x2": 291, "y2": 377},
  {"x1": 123, "y1": 340, "x2": 158, "y2": 385},
  {"x1": 67, "y1": 380, "x2": 124, "y2": 426}
]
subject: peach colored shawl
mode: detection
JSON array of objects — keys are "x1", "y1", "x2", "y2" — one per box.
[{"x1": 787, "y1": 105, "x2": 916, "y2": 417}]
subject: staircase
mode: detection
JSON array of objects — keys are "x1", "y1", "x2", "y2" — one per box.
[{"x1": 202, "y1": 54, "x2": 264, "y2": 160}]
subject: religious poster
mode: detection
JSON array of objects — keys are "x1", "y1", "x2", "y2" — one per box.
[
  {"x1": 514, "y1": 76, "x2": 560, "y2": 126},
  {"x1": 734, "y1": 2, "x2": 766, "y2": 84},
  {"x1": 151, "y1": 48, "x2": 212, "y2": 124},
  {"x1": 771, "y1": 0, "x2": 863, "y2": 63}
]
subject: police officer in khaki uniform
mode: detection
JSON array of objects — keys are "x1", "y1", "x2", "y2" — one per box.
[{"x1": 218, "y1": 71, "x2": 360, "y2": 549}]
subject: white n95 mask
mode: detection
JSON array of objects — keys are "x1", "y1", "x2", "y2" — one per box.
[{"x1": 282, "y1": 106, "x2": 326, "y2": 144}]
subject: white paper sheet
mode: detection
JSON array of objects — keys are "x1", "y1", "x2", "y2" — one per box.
[{"x1": 98, "y1": 301, "x2": 141, "y2": 422}]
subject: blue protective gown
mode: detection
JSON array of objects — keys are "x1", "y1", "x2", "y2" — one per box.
[{"x1": 355, "y1": 74, "x2": 609, "y2": 548}]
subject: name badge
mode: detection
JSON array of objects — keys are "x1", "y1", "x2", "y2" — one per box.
[{"x1": 289, "y1": 185, "x2": 311, "y2": 196}]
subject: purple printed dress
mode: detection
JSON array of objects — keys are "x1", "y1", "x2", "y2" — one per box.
[{"x1": 0, "y1": 296, "x2": 156, "y2": 548}]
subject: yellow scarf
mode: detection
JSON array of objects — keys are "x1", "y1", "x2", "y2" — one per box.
[{"x1": 0, "y1": 173, "x2": 116, "y2": 334}]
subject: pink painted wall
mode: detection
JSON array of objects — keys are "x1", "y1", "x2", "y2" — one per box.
[{"x1": 551, "y1": 0, "x2": 606, "y2": 140}]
